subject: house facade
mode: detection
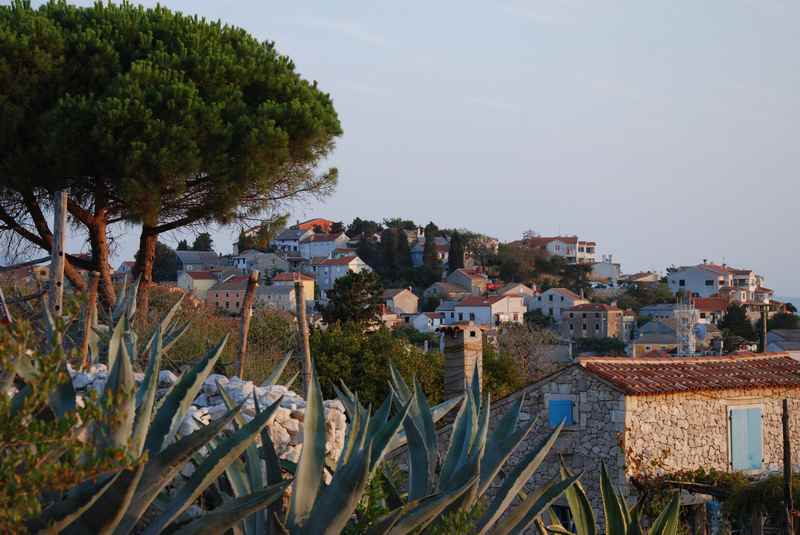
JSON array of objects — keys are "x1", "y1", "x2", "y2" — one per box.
[
  {"x1": 232, "y1": 250, "x2": 289, "y2": 275},
  {"x1": 177, "y1": 270, "x2": 236, "y2": 300},
  {"x1": 409, "y1": 312, "x2": 443, "y2": 333},
  {"x1": 560, "y1": 303, "x2": 625, "y2": 340},
  {"x1": 447, "y1": 268, "x2": 489, "y2": 295},
  {"x1": 206, "y1": 275, "x2": 250, "y2": 314},
  {"x1": 176, "y1": 250, "x2": 224, "y2": 272},
  {"x1": 590, "y1": 255, "x2": 621, "y2": 286},
  {"x1": 524, "y1": 235, "x2": 596, "y2": 264},
  {"x1": 270, "y1": 228, "x2": 313, "y2": 254},
  {"x1": 383, "y1": 288, "x2": 419, "y2": 315},
  {"x1": 298, "y1": 232, "x2": 349, "y2": 260},
  {"x1": 255, "y1": 285, "x2": 296, "y2": 313},
  {"x1": 528, "y1": 288, "x2": 588, "y2": 321},
  {"x1": 310, "y1": 255, "x2": 372, "y2": 302},
  {"x1": 485, "y1": 353, "x2": 800, "y2": 522},
  {"x1": 667, "y1": 262, "x2": 767, "y2": 303},
  {"x1": 410, "y1": 236, "x2": 450, "y2": 267},
  {"x1": 270, "y1": 272, "x2": 315, "y2": 304},
  {"x1": 450, "y1": 295, "x2": 525, "y2": 327}
]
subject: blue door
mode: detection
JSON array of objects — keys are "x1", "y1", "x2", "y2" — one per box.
[{"x1": 730, "y1": 407, "x2": 762, "y2": 471}]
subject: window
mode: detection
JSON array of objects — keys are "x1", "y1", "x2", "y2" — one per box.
[
  {"x1": 569, "y1": 312, "x2": 574, "y2": 319},
  {"x1": 729, "y1": 406, "x2": 763, "y2": 471},
  {"x1": 705, "y1": 280, "x2": 714, "y2": 286},
  {"x1": 458, "y1": 313, "x2": 463, "y2": 321},
  {"x1": 548, "y1": 295, "x2": 553, "y2": 302},
  {"x1": 679, "y1": 279, "x2": 686, "y2": 287},
  {"x1": 595, "y1": 324, "x2": 600, "y2": 331},
  {"x1": 582, "y1": 323, "x2": 587, "y2": 330},
  {"x1": 469, "y1": 330, "x2": 476, "y2": 337},
  {"x1": 225, "y1": 301, "x2": 229, "y2": 308},
  {"x1": 469, "y1": 313, "x2": 475, "y2": 321},
  {"x1": 513, "y1": 313, "x2": 519, "y2": 321},
  {"x1": 595, "y1": 313, "x2": 600, "y2": 318},
  {"x1": 569, "y1": 324, "x2": 574, "y2": 331},
  {"x1": 548, "y1": 399, "x2": 575, "y2": 427}
]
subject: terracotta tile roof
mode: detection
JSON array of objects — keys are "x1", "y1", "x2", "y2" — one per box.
[
  {"x1": 209, "y1": 275, "x2": 249, "y2": 291},
  {"x1": 383, "y1": 288, "x2": 412, "y2": 299},
  {"x1": 693, "y1": 297, "x2": 728, "y2": 313},
  {"x1": 424, "y1": 312, "x2": 444, "y2": 319},
  {"x1": 756, "y1": 286, "x2": 774, "y2": 293},
  {"x1": 457, "y1": 295, "x2": 519, "y2": 307},
  {"x1": 318, "y1": 255, "x2": 360, "y2": 266},
  {"x1": 186, "y1": 271, "x2": 217, "y2": 280},
  {"x1": 579, "y1": 353, "x2": 800, "y2": 395},
  {"x1": 272, "y1": 272, "x2": 314, "y2": 282},
  {"x1": 453, "y1": 268, "x2": 487, "y2": 280},
  {"x1": 545, "y1": 288, "x2": 583, "y2": 301}
]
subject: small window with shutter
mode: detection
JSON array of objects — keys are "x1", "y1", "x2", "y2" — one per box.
[
  {"x1": 548, "y1": 399, "x2": 575, "y2": 427},
  {"x1": 729, "y1": 406, "x2": 763, "y2": 471}
]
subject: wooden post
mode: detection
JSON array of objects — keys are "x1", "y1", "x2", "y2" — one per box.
[
  {"x1": 784, "y1": 399, "x2": 795, "y2": 535},
  {"x1": 236, "y1": 270, "x2": 260, "y2": 379},
  {"x1": 49, "y1": 190, "x2": 68, "y2": 317},
  {"x1": 760, "y1": 304, "x2": 769, "y2": 353},
  {"x1": 294, "y1": 276, "x2": 312, "y2": 398},
  {"x1": 80, "y1": 272, "x2": 100, "y2": 370}
]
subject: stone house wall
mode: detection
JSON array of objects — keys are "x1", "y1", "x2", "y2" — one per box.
[{"x1": 624, "y1": 387, "x2": 800, "y2": 478}]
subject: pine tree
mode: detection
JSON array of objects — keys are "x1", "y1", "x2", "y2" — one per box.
[{"x1": 447, "y1": 231, "x2": 465, "y2": 274}]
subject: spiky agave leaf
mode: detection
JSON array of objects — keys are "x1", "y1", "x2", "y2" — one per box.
[
  {"x1": 647, "y1": 493, "x2": 681, "y2": 535},
  {"x1": 261, "y1": 351, "x2": 292, "y2": 386},
  {"x1": 559, "y1": 457, "x2": 596, "y2": 535},
  {"x1": 131, "y1": 326, "x2": 162, "y2": 455},
  {"x1": 98, "y1": 342, "x2": 136, "y2": 449},
  {"x1": 600, "y1": 461, "x2": 628, "y2": 535},
  {"x1": 28, "y1": 472, "x2": 122, "y2": 534},
  {"x1": 490, "y1": 472, "x2": 582, "y2": 535}
]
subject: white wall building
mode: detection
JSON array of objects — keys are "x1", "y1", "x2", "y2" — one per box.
[
  {"x1": 528, "y1": 288, "x2": 588, "y2": 322},
  {"x1": 298, "y1": 232, "x2": 349, "y2": 260},
  {"x1": 311, "y1": 256, "x2": 372, "y2": 302},
  {"x1": 450, "y1": 295, "x2": 525, "y2": 327}
]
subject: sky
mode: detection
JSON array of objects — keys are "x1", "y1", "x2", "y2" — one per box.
[{"x1": 30, "y1": 0, "x2": 800, "y2": 296}]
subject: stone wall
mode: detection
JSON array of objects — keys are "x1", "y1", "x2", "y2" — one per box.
[{"x1": 624, "y1": 387, "x2": 800, "y2": 477}]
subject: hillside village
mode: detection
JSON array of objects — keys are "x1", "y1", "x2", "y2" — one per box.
[{"x1": 101, "y1": 216, "x2": 798, "y2": 361}]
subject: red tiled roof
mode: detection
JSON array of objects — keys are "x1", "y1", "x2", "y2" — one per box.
[
  {"x1": 300, "y1": 232, "x2": 346, "y2": 243},
  {"x1": 756, "y1": 287, "x2": 774, "y2": 293},
  {"x1": 569, "y1": 303, "x2": 620, "y2": 312},
  {"x1": 424, "y1": 312, "x2": 444, "y2": 319},
  {"x1": 209, "y1": 275, "x2": 249, "y2": 291},
  {"x1": 318, "y1": 256, "x2": 359, "y2": 266},
  {"x1": 457, "y1": 295, "x2": 518, "y2": 307},
  {"x1": 186, "y1": 271, "x2": 217, "y2": 280},
  {"x1": 453, "y1": 268, "x2": 487, "y2": 280},
  {"x1": 272, "y1": 272, "x2": 314, "y2": 282},
  {"x1": 692, "y1": 297, "x2": 728, "y2": 313},
  {"x1": 545, "y1": 288, "x2": 583, "y2": 301},
  {"x1": 578, "y1": 353, "x2": 800, "y2": 395},
  {"x1": 296, "y1": 218, "x2": 334, "y2": 232}
]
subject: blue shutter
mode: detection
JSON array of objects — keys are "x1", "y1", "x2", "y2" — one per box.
[
  {"x1": 730, "y1": 407, "x2": 762, "y2": 470},
  {"x1": 548, "y1": 399, "x2": 574, "y2": 427}
]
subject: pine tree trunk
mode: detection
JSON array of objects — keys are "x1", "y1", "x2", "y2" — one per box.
[
  {"x1": 134, "y1": 226, "x2": 157, "y2": 323},
  {"x1": 90, "y1": 209, "x2": 116, "y2": 308}
]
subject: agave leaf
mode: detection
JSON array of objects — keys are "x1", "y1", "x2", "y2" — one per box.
[
  {"x1": 244, "y1": 394, "x2": 266, "y2": 535},
  {"x1": 386, "y1": 476, "x2": 478, "y2": 535},
  {"x1": 106, "y1": 313, "x2": 126, "y2": 371},
  {"x1": 113, "y1": 405, "x2": 243, "y2": 535},
  {"x1": 367, "y1": 393, "x2": 393, "y2": 440},
  {"x1": 286, "y1": 367, "x2": 326, "y2": 532},
  {"x1": 49, "y1": 354, "x2": 77, "y2": 419},
  {"x1": 404, "y1": 416, "x2": 431, "y2": 501},
  {"x1": 368, "y1": 395, "x2": 413, "y2": 472},
  {"x1": 475, "y1": 421, "x2": 565, "y2": 534},
  {"x1": 479, "y1": 395, "x2": 535, "y2": 497},
  {"x1": 546, "y1": 526, "x2": 575, "y2": 535},
  {"x1": 365, "y1": 507, "x2": 406, "y2": 535},
  {"x1": 143, "y1": 397, "x2": 282, "y2": 535},
  {"x1": 99, "y1": 343, "x2": 136, "y2": 449},
  {"x1": 261, "y1": 351, "x2": 292, "y2": 386},
  {"x1": 443, "y1": 393, "x2": 491, "y2": 496},
  {"x1": 336, "y1": 396, "x2": 363, "y2": 470},
  {"x1": 559, "y1": 457, "x2": 596, "y2": 535},
  {"x1": 256, "y1": 395, "x2": 286, "y2": 534},
  {"x1": 162, "y1": 321, "x2": 191, "y2": 355},
  {"x1": 30, "y1": 472, "x2": 121, "y2": 534},
  {"x1": 71, "y1": 460, "x2": 146, "y2": 535},
  {"x1": 282, "y1": 371, "x2": 300, "y2": 389},
  {"x1": 386, "y1": 394, "x2": 463, "y2": 452},
  {"x1": 131, "y1": 327, "x2": 162, "y2": 455},
  {"x1": 648, "y1": 493, "x2": 680, "y2": 535},
  {"x1": 438, "y1": 384, "x2": 476, "y2": 490},
  {"x1": 600, "y1": 462, "x2": 628, "y2": 535},
  {"x1": 168, "y1": 481, "x2": 290, "y2": 535},
  {"x1": 333, "y1": 381, "x2": 356, "y2": 417},
  {"x1": 144, "y1": 334, "x2": 228, "y2": 454},
  {"x1": 409, "y1": 379, "x2": 438, "y2": 485},
  {"x1": 388, "y1": 362, "x2": 412, "y2": 403},
  {"x1": 470, "y1": 360, "x2": 481, "y2": 406},
  {"x1": 492, "y1": 472, "x2": 582, "y2": 535},
  {"x1": 305, "y1": 443, "x2": 373, "y2": 535},
  {"x1": 627, "y1": 507, "x2": 644, "y2": 535}
]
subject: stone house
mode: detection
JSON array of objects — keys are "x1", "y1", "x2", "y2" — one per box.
[
  {"x1": 298, "y1": 232, "x2": 349, "y2": 260},
  {"x1": 447, "y1": 268, "x2": 489, "y2": 295},
  {"x1": 423, "y1": 282, "x2": 470, "y2": 302},
  {"x1": 232, "y1": 249, "x2": 289, "y2": 276},
  {"x1": 409, "y1": 311, "x2": 444, "y2": 333},
  {"x1": 177, "y1": 269, "x2": 238, "y2": 300},
  {"x1": 383, "y1": 288, "x2": 419, "y2": 315},
  {"x1": 206, "y1": 275, "x2": 251, "y2": 314},
  {"x1": 560, "y1": 303, "x2": 625, "y2": 341},
  {"x1": 255, "y1": 285, "x2": 296, "y2": 313},
  {"x1": 176, "y1": 250, "x2": 224, "y2": 272},
  {"x1": 487, "y1": 353, "x2": 800, "y2": 523}
]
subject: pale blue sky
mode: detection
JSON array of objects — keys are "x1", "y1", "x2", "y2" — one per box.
[{"x1": 41, "y1": 0, "x2": 800, "y2": 295}]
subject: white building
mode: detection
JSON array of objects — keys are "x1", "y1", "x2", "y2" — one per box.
[
  {"x1": 298, "y1": 232, "x2": 349, "y2": 260},
  {"x1": 409, "y1": 312, "x2": 444, "y2": 333},
  {"x1": 449, "y1": 295, "x2": 526, "y2": 327},
  {"x1": 270, "y1": 228, "x2": 313, "y2": 255},
  {"x1": 590, "y1": 255, "x2": 621, "y2": 286},
  {"x1": 528, "y1": 288, "x2": 588, "y2": 322},
  {"x1": 232, "y1": 249, "x2": 289, "y2": 275},
  {"x1": 255, "y1": 285, "x2": 296, "y2": 313},
  {"x1": 525, "y1": 236, "x2": 596, "y2": 264},
  {"x1": 310, "y1": 256, "x2": 372, "y2": 302}
]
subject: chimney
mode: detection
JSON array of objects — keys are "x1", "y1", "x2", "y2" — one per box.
[{"x1": 441, "y1": 322, "x2": 483, "y2": 400}]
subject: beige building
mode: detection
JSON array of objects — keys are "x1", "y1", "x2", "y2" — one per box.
[
  {"x1": 177, "y1": 270, "x2": 232, "y2": 300},
  {"x1": 271, "y1": 272, "x2": 315, "y2": 305},
  {"x1": 560, "y1": 303, "x2": 624, "y2": 340},
  {"x1": 383, "y1": 288, "x2": 419, "y2": 314},
  {"x1": 206, "y1": 275, "x2": 250, "y2": 314},
  {"x1": 447, "y1": 268, "x2": 489, "y2": 295},
  {"x1": 255, "y1": 285, "x2": 296, "y2": 313}
]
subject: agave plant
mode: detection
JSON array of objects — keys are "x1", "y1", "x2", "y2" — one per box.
[
  {"x1": 534, "y1": 460, "x2": 681, "y2": 535},
  {"x1": 12, "y1": 283, "x2": 289, "y2": 534}
]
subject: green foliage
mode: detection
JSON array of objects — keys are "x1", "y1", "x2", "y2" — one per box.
[
  {"x1": 423, "y1": 222, "x2": 442, "y2": 271},
  {"x1": 526, "y1": 309, "x2": 555, "y2": 328},
  {"x1": 142, "y1": 241, "x2": 178, "y2": 282},
  {"x1": 576, "y1": 337, "x2": 627, "y2": 356},
  {"x1": 0, "y1": 312, "x2": 134, "y2": 533},
  {"x1": 447, "y1": 231, "x2": 465, "y2": 274},
  {"x1": 613, "y1": 284, "x2": 675, "y2": 313},
  {"x1": 383, "y1": 217, "x2": 417, "y2": 230},
  {"x1": 321, "y1": 270, "x2": 384, "y2": 326},
  {"x1": 719, "y1": 303, "x2": 756, "y2": 341},
  {"x1": 493, "y1": 243, "x2": 540, "y2": 284},
  {"x1": 237, "y1": 215, "x2": 289, "y2": 252},
  {"x1": 483, "y1": 341, "x2": 527, "y2": 398},
  {"x1": 191, "y1": 232, "x2": 214, "y2": 252},
  {"x1": 346, "y1": 217, "x2": 382, "y2": 239},
  {"x1": 177, "y1": 239, "x2": 189, "y2": 251},
  {"x1": 312, "y1": 323, "x2": 443, "y2": 407},
  {"x1": 756, "y1": 311, "x2": 799, "y2": 332}
]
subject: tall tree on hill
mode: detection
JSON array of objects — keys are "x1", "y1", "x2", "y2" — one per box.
[
  {"x1": 719, "y1": 303, "x2": 757, "y2": 341},
  {"x1": 191, "y1": 233, "x2": 214, "y2": 252},
  {"x1": 0, "y1": 2, "x2": 341, "y2": 312},
  {"x1": 321, "y1": 270, "x2": 384, "y2": 326},
  {"x1": 422, "y1": 222, "x2": 440, "y2": 270},
  {"x1": 447, "y1": 231, "x2": 465, "y2": 274},
  {"x1": 383, "y1": 217, "x2": 416, "y2": 230},
  {"x1": 139, "y1": 241, "x2": 178, "y2": 282},
  {"x1": 176, "y1": 239, "x2": 189, "y2": 251},
  {"x1": 346, "y1": 218, "x2": 382, "y2": 239}
]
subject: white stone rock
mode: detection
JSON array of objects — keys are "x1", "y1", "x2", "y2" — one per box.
[
  {"x1": 203, "y1": 374, "x2": 228, "y2": 396},
  {"x1": 159, "y1": 370, "x2": 178, "y2": 386}
]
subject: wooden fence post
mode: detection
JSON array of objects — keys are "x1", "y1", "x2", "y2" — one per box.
[
  {"x1": 49, "y1": 190, "x2": 67, "y2": 317},
  {"x1": 236, "y1": 270, "x2": 260, "y2": 379},
  {"x1": 294, "y1": 276, "x2": 312, "y2": 398}
]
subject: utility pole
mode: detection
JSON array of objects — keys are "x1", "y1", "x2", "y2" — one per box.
[
  {"x1": 783, "y1": 399, "x2": 795, "y2": 535},
  {"x1": 294, "y1": 274, "x2": 312, "y2": 398},
  {"x1": 760, "y1": 303, "x2": 770, "y2": 353},
  {"x1": 236, "y1": 270, "x2": 260, "y2": 379},
  {"x1": 49, "y1": 190, "x2": 67, "y2": 318}
]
